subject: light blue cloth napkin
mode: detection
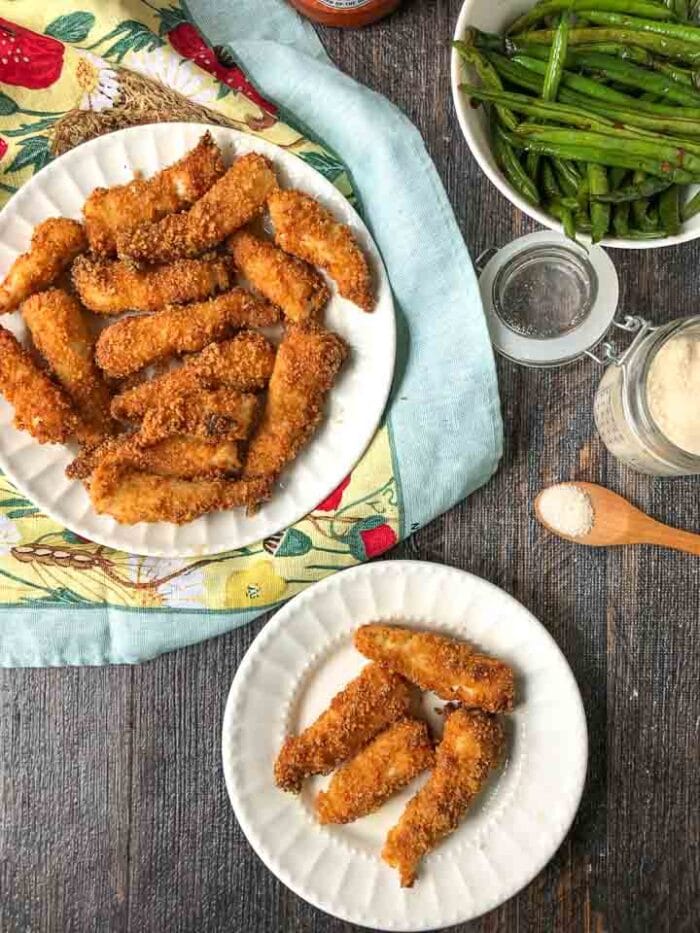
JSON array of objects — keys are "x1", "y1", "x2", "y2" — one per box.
[{"x1": 187, "y1": 0, "x2": 503, "y2": 530}]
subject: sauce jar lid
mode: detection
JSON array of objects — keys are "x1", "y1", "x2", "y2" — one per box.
[{"x1": 478, "y1": 231, "x2": 619, "y2": 368}]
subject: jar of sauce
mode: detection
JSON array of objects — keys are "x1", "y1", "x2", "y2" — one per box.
[{"x1": 289, "y1": 0, "x2": 401, "y2": 28}]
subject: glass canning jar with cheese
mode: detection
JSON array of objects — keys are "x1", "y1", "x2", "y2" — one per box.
[{"x1": 593, "y1": 317, "x2": 700, "y2": 476}]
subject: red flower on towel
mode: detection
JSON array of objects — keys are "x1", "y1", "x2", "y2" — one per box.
[
  {"x1": 167, "y1": 23, "x2": 276, "y2": 113},
  {"x1": 0, "y1": 19, "x2": 64, "y2": 89},
  {"x1": 0, "y1": 139, "x2": 7, "y2": 161},
  {"x1": 359, "y1": 523, "x2": 397, "y2": 558},
  {"x1": 315, "y1": 475, "x2": 351, "y2": 512}
]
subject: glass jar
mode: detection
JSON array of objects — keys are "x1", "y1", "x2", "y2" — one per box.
[
  {"x1": 477, "y1": 232, "x2": 700, "y2": 477},
  {"x1": 289, "y1": 0, "x2": 401, "y2": 28},
  {"x1": 593, "y1": 316, "x2": 700, "y2": 476}
]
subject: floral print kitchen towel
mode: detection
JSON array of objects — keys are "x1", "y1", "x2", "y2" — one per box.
[{"x1": 0, "y1": 0, "x2": 402, "y2": 664}]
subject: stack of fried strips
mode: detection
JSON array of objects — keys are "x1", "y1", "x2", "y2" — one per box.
[
  {"x1": 0, "y1": 132, "x2": 376, "y2": 524},
  {"x1": 274, "y1": 623, "x2": 515, "y2": 887}
]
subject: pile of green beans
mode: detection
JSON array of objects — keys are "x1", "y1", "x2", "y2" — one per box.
[{"x1": 454, "y1": 0, "x2": 700, "y2": 241}]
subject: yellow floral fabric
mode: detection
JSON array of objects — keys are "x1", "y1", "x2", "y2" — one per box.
[{"x1": 0, "y1": 0, "x2": 400, "y2": 614}]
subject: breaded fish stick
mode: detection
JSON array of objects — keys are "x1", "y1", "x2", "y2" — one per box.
[
  {"x1": 354, "y1": 624, "x2": 515, "y2": 714},
  {"x1": 0, "y1": 218, "x2": 86, "y2": 314},
  {"x1": 138, "y1": 388, "x2": 260, "y2": 445},
  {"x1": 243, "y1": 324, "x2": 348, "y2": 480},
  {"x1": 116, "y1": 153, "x2": 278, "y2": 263},
  {"x1": 84, "y1": 132, "x2": 225, "y2": 256},
  {"x1": 95, "y1": 287, "x2": 279, "y2": 378},
  {"x1": 274, "y1": 663, "x2": 412, "y2": 794},
  {"x1": 383, "y1": 708, "x2": 504, "y2": 887},
  {"x1": 111, "y1": 331, "x2": 275, "y2": 422},
  {"x1": 268, "y1": 189, "x2": 374, "y2": 312},
  {"x1": 22, "y1": 289, "x2": 115, "y2": 447},
  {"x1": 89, "y1": 457, "x2": 271, "y2": 524},
  {"x1": 229, "y1": 229, "x2": 329, "y2": 323},
  {"x1": 0, "y1": 326, "x2": 77, "y2": 443},
  {"x1": 72, "y1": 254, "x2": 230, "y2": 315},
  {"x1": 67, "y1": 433, "x2": 241, "y2": 481},
  {"x1": 315, "y1": 719, "x2": 434, "y2": 825}
]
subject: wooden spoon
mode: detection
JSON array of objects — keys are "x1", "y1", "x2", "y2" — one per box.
[{"x1": 534, "y1": 481, "x2": 700, "y2": 556}]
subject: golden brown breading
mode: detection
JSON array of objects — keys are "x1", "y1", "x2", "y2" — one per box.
[
  {"x1": 138, "y1": 387, "x2": 260, "y2": 445},
  {"x1": 0, "y1": 218, "x2": 87, "y2": 314},
  {"x1": 89, "y1": 456, "x2": 271, "y2": 524},
  {"x1": 274, "y1": 663, "x2": 412, "y2": 794},
  {"x1": 0, "y1": 326, "x2": 78, "y2": 443},
  {"x1": 116, "y1": 153, "x2": 278, "y2": 263},
  {"x1": 84, "y1": 132, "x2": 225, "y2": 256},
  {"x1": 243, "y1": 324, "x2": 348, "y2": 480},
  {"x1": 72, "y1": 254, "x2": 231, "y2": 315},
  {"x1": 95, "y1": 288, "x2": 279, "y2": 378},
  {"x1": 315, "y1": 719, "x2": 434, "y2": 825},
  {"x1": 229, "y1": 229, "x2": 329, "y2": 323},
  {"x1": 111, "y1": 331, "x2": 275, "y2": 422},
  {"x1": 354, "y1": 624, "x2": 515, "y2": 714},
  {"x1": 22, "y1": 288, "x2": 115, "y2": 447},
  {"x1": 268, "y1": 189, "x2": 374, "y2": 312},
  {"x1": 383, "y1": 708, "x2": 504, "y2": 887},
  {"x1": 67, "y1": 433, "x2": 241, "y2": 482}
]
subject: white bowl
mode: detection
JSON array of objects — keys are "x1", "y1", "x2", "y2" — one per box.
[{"x1": 450, "y1": 0, "x2": 700, "y2": 249}]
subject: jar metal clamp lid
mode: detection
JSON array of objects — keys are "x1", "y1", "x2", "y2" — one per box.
[{"x1": 477, "y1": 230, "x2": 627, "y2": 368}]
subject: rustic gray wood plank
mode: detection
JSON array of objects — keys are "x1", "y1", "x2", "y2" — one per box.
[{"x1": 1, "y1": 0, "x2": 700, "y2": 930}]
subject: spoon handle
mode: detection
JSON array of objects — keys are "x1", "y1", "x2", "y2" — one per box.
[{"x1": 642, "y1": 521, "x2": 700, "y2": 557}]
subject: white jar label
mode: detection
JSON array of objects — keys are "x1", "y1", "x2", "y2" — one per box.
[{"x1": 318, "y1": 0, "x2": 374, "y2": 8}]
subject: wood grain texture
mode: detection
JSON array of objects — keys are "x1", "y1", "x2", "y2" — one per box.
[{"x1": 1, "y1": 1, "x2": 700, "y2": 930}]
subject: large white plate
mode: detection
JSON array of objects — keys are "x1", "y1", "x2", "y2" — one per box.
[
  {"x1": 0, "y1": 122, "x2": 395, "y2": 557},
  {"x1": 222, "y1": 560, "x2": 588, "y2": 931}
]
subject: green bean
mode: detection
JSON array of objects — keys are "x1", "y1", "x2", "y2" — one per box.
[
  {"x1": 613, "y1": 201, "x2": 631, "y2": 235},
  {"x1": 514, "y1": 125, "x2": 700, "y2": 173},
  {"x1": 492, "y1": 123, "x2": 541, "y2": 204},
  {"x1": 625, "y1": 227, "x2": 669, "y2": 237},
  {"x1": 515, "y1": 27, "x2": 700, "y2": 62},
  {"x1": 509, "y1": 40, "x2": 654, "y2": 64},
  {"x1": 553, "y1": 158, "x2": 581, "y2": 195},
  {"x1": 659, "y1": 183, "x2": 681, "y2": 232},
  {"x1": 505, "y1": 134, "x2": 696, "y2": 182},
  {"x1": 543, "y1": 13, "x2": 570, "y2": 101},
  {"x1": 588, "y1": 164, "x2": 611, "y2": 242},
  {"x1": 674, "y1": 0, "x2": 690, "y2": 22},
  {"x1": 547, "y1": 199, "x2": 580, "y2": 237},
  {"x1": 680, "y1": 188, "x2": 700, "y2": 220},
  {"x1": 631, "y1": 172, "x2": 661, "y2": 228},
  {"x1": 590, "y1": 175, "x2": 674, "y2": 201},
  {"x1": 508, "y1": 1, "x2": 673, "y2": 36},
  {"x1": 541, "y1": 160, "x2": 562, "y2": 200},
  {"x1": 584, "y1": 12, "x2": 700, "y2": 45},
  {"x1": 609, "y1": 166, "x2": 628, "y2": 188},
  {"x1": 649, "y1": 59, "x2": 696, "y2": 85},
  {"x1": 453, "y1": 41, "x2": 518, "y2": 130},
  {"x1": 566, "y1": 50, "x2": 700, "y2": 103}
]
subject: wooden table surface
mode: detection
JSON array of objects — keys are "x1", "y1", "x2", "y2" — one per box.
[{"x1": 2, "y1": 2, "x2": 699, "y2": 930}]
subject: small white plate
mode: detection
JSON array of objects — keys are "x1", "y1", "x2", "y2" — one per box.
[
  {"x1": 0, "y1": 122, "x2": 395, "y2": 557},
  {"x1": 222, "y1": 560, "x2": 587, "y2": 930}
]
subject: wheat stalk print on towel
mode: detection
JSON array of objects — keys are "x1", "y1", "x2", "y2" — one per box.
[{"x1": 0, "y1": 0, "x2": 400, "y2": 619}]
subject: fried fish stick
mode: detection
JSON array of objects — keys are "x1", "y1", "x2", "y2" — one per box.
[
  {"x1": 354, "y1": 624, "x2": 515, "y2": 714},
  {"x1": 274, "y1": 663, "x2": 412, "y2": 794},
  {"x1": 0, "y1": 326, "x2": 77, "y2": 443},
  {"x1": 229, "y1": 229, "x2": 329, "y2": 323},
  {"x1": 72, "y1": 254, "x2": 231, "y2": 315},
  {"x1": 67, "y1": 433, "x2": 241, "y2": 481},
  {"x1": 315, "y1": 719, "x2": 434, "y2": 825},
  {"x1": 22, "y1": 289, "x2": 115, "y2": 447},
  {"x1": 89, "y1": 457, "x2": 271, "y2": 524},
  {"x1": 116, "y1": 153, "x2": 278, "y2": 263},
  {"x1": 243, "y1": 324, "x2": 348, "y2": 480},
  {"x1": 84, "y1": 132, "x2": 225, "y2": 256},
  {"x1": 383, "y1": 708, "x2": 504, "y2": 887},
  {"x1": 95, "y1": 288, "x2": 279, "y2": 378},
  {"x1": 268, "y1": 189, "x2": 374, "y2": 312},
  {"x1": 138, "y1": 388, "x2": 259, "y2": 446},
  {"x1": 0, "y1": 218, "x2": 87, "y2": 314},
  {"x1": 111, "y1": 331, "x2": 275, "y2": 422}
]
